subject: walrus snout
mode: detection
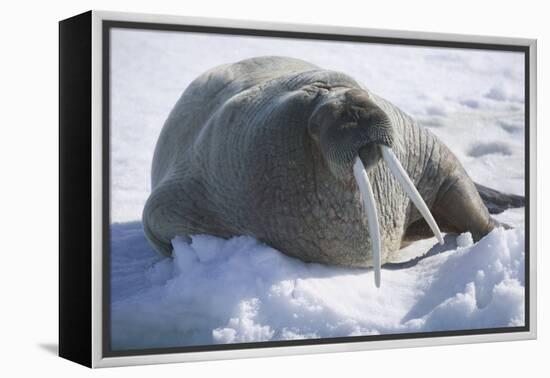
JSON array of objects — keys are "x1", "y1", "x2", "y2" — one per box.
[
  {"x1": 358, "y1": 143, "x2": 382, "y2": 171},
  {"x1": 308, "y1": 88, "x2": 395, "y2": 180}
]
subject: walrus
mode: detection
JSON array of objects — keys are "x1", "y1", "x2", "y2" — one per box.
[{"x1": 142, "y1": 56, "x2": 524, "y2": 287}]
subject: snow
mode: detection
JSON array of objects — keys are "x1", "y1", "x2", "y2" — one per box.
[
  {"x1": 111, "y1": 211, "x2": 524, "y2": 350},
  {"x1": 109, "y1": 28, "x2": 526, "y2": 350}
]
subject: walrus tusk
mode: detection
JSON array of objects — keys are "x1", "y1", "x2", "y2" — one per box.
[
  {"x1": 353, "y1": 157, "x2": 382, "y2": 288},
  {"x1": 380, "y1": 146, "x2": 445, "y2": 245}
]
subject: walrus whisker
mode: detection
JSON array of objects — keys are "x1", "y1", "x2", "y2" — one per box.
[
  {"x1": 380, "y1": 146, "x2": 444, "y2": 245},
  {"x1": 353, "y1": 157, "x2": 382, "y2": 288}
]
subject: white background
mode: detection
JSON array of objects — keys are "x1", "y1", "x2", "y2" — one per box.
[{"x1": 0, "y1": 0, "x2": 545, "y2": 376}]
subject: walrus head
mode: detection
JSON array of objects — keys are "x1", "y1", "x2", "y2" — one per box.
[
  {"x1": 308, "y1": 88, "x2": 444, "y2": 287},
  {"x1": 308, "y1": 88, "x2": 393, "y2": 178}
]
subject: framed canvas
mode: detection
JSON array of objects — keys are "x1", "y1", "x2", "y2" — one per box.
[{"x1": 59, "y1": 10, "x2": 537, "y2": 368}]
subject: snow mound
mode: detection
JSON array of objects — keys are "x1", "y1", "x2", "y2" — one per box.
[{"x1": 111, "y1": 216, "x2": 525, "y2": 350}]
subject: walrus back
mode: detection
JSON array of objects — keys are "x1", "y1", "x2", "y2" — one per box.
[{"x1": 150, "y1": 56, "x2": 319, "y2": 187}]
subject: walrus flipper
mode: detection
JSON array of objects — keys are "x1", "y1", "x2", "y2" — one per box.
[
  {"x1": 475, "y1": 183, "x2": 525, "y2": 215},
  {"x1": 403, "y1": 181, "x2": 524, "y2": 247}
]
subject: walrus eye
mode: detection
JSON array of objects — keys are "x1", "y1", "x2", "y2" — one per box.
[{"x1": 353, "y1": 148, "x2": 444, "y2": 288}]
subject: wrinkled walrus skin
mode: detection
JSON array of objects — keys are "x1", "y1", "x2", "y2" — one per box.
[{"x1": 142, "y1": 56, "x2": 520, "y2": 267}]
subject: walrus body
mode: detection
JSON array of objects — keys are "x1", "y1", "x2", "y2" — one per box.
[{"x1": 143, "y1": 56, "x2": 518, "y2": 268}]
